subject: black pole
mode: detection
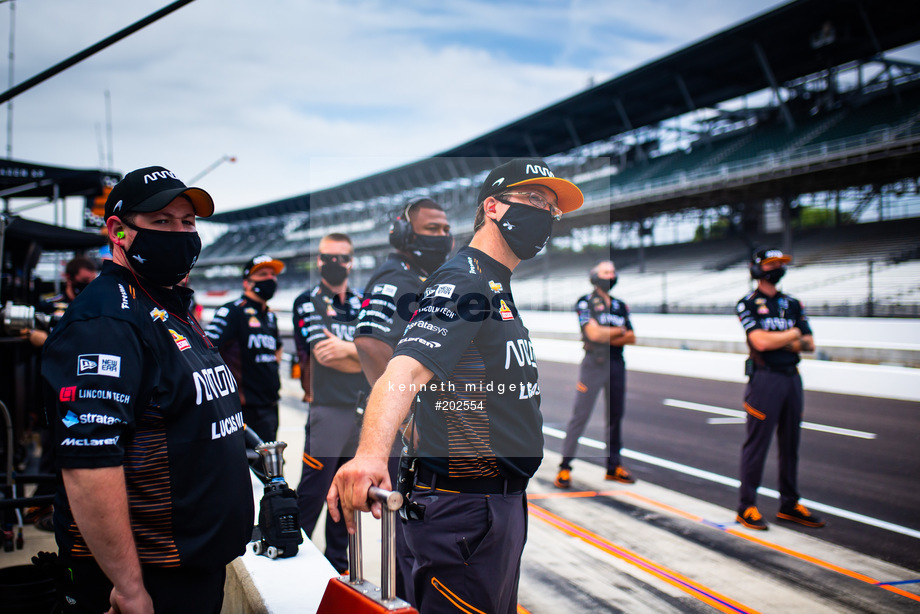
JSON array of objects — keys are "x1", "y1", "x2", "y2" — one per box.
[{"x1": 0, "y1": 0, "x2": 196, "y2": 105}]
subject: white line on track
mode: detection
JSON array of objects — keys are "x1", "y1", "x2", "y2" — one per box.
[
  {"x1": 542, "y1": 427, "x2": 920, "y2": 540},
  {"x1": 663, "y1": 398, "x2": 877, "y2": 439}
]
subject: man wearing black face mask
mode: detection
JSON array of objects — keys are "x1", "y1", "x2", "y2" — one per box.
[
  {"x1": 328, "y1": 159, "x2": 582, "y2": 614},
  {"x1": 205, "y1": 254, "x2": 285, "y2": 442},
  {"x1": 555, "y1": 260, "x2": 637, "y2": 490},
  {"x1": 354, "y1": 197, "x2": 452, "y2": 602},
  {"x1": 735, "y1": 248, "x2": 824, "y2": 531},
  {"x1": 292, "y1": 232, "x2": 370, "y2": 573},
  {"x1": 40, "y1": 166, "x2": 253, "y2": 613}
]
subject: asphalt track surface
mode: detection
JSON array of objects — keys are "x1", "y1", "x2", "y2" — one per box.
[{"x1": 536, "y1": 360, "x2": 920, "y2": 574}]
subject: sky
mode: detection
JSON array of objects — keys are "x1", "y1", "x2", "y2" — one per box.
[{"x1": 4, "y1": 0, "x2": 790, "y2": 224}]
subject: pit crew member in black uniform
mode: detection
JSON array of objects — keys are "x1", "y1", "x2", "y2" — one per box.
[
  {"x1": 292, "y1": 232, "x2": 370, "y2": 573},
  {"x1": 354, "y1": 197, "x2": 452, "y2": 602},
  {"x1": 329, "y1": 158, "x2": 584, "y2": 614},
  {"x1": 205, "y1": 254, "x2": 285, "y2": 442},
  {"x1": 735, "y1": 248, "x2": 825, "y2": 531},
  {"x1": 28, "y1": 256, "x2": 98, "y2": 347},
  {"x1": 41, "y1": 166, "x2": 253, "y2": 613},
  {"x1": 555, "y1": 260, "x2": 636, "y2": 489}
]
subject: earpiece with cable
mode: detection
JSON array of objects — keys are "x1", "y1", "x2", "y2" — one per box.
[{"x1": 116, "y1": 230, "x2": 125, "y2": 239}]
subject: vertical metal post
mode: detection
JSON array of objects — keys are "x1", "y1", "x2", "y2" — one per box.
[
  {"x1": 866, "y1": 260, "x2": 874, "y2": 318},
  {"x1": 661, "y1": 271, "x2": 668, "y2": 314},
  {"x1": 348, "y1": 511, "x2": 363, "y2": 583},
  {"x1": 381, "y1": 506, "x2": 396, "y2": 601},
  {"x1": 6, "y1": 0, "x2": 14, "y2": 158}
]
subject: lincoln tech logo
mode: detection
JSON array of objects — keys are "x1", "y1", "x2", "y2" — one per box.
[
  {"x1": 78, "y1": 354, "x2": 121, "y2": 377},
  {"x1": 60, "y1": 386, "x2": 77, "y2": 402}
]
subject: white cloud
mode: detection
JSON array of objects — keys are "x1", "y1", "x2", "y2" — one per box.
[{"x1": 2, "y1": 0, "x2": 784, "y2": 218}]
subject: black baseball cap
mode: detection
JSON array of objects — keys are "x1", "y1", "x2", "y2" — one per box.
[
  {"x1": 104, "y1": 166, "x2": 214, "y2": 220},
  {"x1": 752, "y1": 248, "x2": 792, "y2": 266},
  {"x1": 478, "y1": 158, "x2": 584, "y2": 214},
  {"x1": 243, "y1": 254, "x2": 285, "y2": 278}
]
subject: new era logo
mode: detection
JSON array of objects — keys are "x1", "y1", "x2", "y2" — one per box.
[{"x1": 77, "y1": 354, "x2": 121, "y2": 378}]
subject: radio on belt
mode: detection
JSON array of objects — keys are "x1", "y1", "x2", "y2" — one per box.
[{"x1": 251, "y1": 441, "x2": 303, "y2": 559}]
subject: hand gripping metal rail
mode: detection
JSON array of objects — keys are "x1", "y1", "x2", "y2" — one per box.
[{"x1": 317, "y1": 486, "x2": 417, "y2": 613}]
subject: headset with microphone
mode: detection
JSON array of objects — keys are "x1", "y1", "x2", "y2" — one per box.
[{"x1": 388, "y1": 197, "x2": 434, "y2": 252}]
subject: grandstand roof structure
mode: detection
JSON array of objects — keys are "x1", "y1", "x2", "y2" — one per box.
[{"x1": 209, "y1": 0, "x2": 920, "y2": 227}]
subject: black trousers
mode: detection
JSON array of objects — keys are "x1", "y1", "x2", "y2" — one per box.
[
  {"x1": 295, "y1": 404, "x2": 360, "y2": 573},
  {"x1": 242, "y1": 403, "x2": 279, "y2": 443},
  {"x1": 738, "y1": 369, "x2": 803, "y2": 513},
  {"x1": 560, "y1": 355, "x2": 626, "y2": 472},
  {"x1": 403, "y1": 485, "x2": 527, "y2": 614},
  {"x1": 57, "y1": 554, "x2": 226, "y2": 613}
]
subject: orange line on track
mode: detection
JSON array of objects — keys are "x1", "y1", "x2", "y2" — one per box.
[
  {"x1": 534, "y1": 488, "x2": 920, "y2": 605},
  {"x1": 528, "y1": 503, "x2": 759, "y2": 614}
]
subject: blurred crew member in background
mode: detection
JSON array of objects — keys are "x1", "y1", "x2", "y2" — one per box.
[
  {"x1": 24, "y1": 256, "x2": 100, "y2": 531},
  {"x1": 329, "y1": 158, "x2": 583, "y2": 613},
  {"x1": 205, "y1": 254, "x2": 285, "y2": 442},
  {"x1": 355, "y1": 196, "x2": 452, "y2": 602},
  {"x1": 292, "y1": 233, "x2": 369, "y2": 573},
  {"x1": 26, "y1": 256, "x2": 99, "y2": 347},
  {"x1": 555, "y1": 260, "x2": 636, "y2": 489},
  {"x1": 41, "y1": 166, "x2": 253, "y2": 613},
  {"x1": 735, "y1": 248, "x2": 824, "y2": 531}
]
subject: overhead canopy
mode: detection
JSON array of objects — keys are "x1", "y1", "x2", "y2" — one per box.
[
  {"x1": 0, "y1": 158, "x2": 119, "y2": 200},
  {"x1": 438, "y1": 0, "x2": 920, "y2": 158},
  {"x1": 2, "y1": 215, "x2": 108, "y2": 251}
]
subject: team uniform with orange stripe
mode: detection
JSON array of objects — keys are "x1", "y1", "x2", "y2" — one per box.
[
  {"x1": 736, "y1": 289, "x2": 812, "y2": 515},
  {"x1": 41, "y1": 261, "x2": 254, "y2": 612},
  {"x1": 391, "y1": 246, "x2": 540, "y2": 614},
  {"x1": 559, "y1": 288, "x2": 633, "y2": 473}
]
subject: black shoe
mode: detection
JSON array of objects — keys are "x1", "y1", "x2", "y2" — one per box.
[
  {"x1": 776, "y1": 503, "x2": 826, "y2": 528},
  {"x1": 736, "y1": 506, "x2": 768, "y2": 530},
  {"x1": 554, "y1": 468, "x2": 572, "y2": 489},
  {"x1": 604, "y1": 466, "x2": 636, "y2": 484}
]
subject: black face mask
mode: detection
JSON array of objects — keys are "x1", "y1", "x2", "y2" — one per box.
[
  {"x1": 122, "y1": 222, "x2": 201, "y2": 287},
  {"x1": 250, "y1": 278, "x2": 277, "y2": 301},
  {"x1": 71, "y1": 280, "x2": 91, "y2": 296},
  {"x1": 407, "y1": 233, "x2": 453, "y2": 274},
  {"x1": 590, "y1": 274, "x2": 617, "y2": 292},
  {"x1": 495, "y1": 203, "x2": 553, "y2": 260},
  {"x1": 320, "y1": 261, "x2": 349, "y2": 286},
  {"x1": 754, "y1": 266, "x2": 786, "y2": 285}
]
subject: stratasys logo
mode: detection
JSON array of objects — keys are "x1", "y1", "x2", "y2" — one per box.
[{"x1": 62, "y1": 409, "x2": 124, "y2": 428}]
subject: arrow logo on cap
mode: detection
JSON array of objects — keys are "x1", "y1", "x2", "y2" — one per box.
[
  {"x1": 113, "y1": 200, "x2": 123, "y2": 213},
  {"x1": 492, "y1": 178, "x2": 504, "y2": 188}
]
